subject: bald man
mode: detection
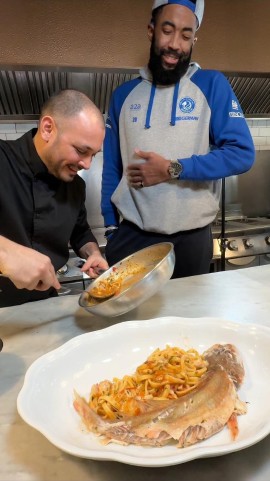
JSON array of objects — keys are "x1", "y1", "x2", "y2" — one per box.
[{"x1": 0, "y1": 89, "x2": 108, "y2": 306}]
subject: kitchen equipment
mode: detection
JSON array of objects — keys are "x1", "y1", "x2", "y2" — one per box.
[
  {"x1": 79, "y1": 242, "x2": 175, "y2": 317},
  {"x1": 212, "y1": 216, "x2": 270, "y2": 270}
]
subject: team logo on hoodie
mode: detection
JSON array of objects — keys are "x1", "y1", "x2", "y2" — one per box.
[{"x1": 179, "y1": 97, "x2": 196, "y2": 114}]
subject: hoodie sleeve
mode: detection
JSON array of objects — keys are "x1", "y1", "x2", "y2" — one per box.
[
  {"x1": 179, "y1": 71, "x2": 255, "y2": 180},
  {"x1": 101, "y1": 91, "x2": 123, "y2": 227},
  {"x1": 101, "y1": 78, "x2": 142, "y2": 227}
]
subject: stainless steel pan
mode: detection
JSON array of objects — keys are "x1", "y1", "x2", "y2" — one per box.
[{"x1": 79, "y1": 242, "x2": 175, "y2": 317}]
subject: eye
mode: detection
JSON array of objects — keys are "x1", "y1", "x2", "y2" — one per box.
[
  {"x1": 75, "y1": 147, "x2": 86, "y2": 155},
  {"x1": 163, "y1": 28, "x2": 173, "y2": 35}
]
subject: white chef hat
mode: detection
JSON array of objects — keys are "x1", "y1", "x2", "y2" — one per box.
[{"x1": 151, "y1": 0, "x2": 204, "y2": 29}]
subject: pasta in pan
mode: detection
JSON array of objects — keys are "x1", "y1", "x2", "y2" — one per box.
[{"x1": 88, "y1": 346, "x2": 208, "y2": 420}]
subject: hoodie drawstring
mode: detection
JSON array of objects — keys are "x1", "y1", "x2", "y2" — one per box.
[
  {"x1": 145, "y1": 81, "x2": 180, "y2": 129},
  {"x1": 170, "y1": 81, "x2": 180, "y2": 126},
  {"x1": 145, "y1": 83, "x2": 156, "y2": 129}
]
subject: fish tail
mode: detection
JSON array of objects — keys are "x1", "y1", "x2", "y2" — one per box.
[{"x1": 73, "y1": 390, "x2": 107, "y2": 433}]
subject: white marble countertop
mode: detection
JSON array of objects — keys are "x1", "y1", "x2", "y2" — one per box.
[{"x1": 1, "y1": 265, "x2": 270, "y2": 481}]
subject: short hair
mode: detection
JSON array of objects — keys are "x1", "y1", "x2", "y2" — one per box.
[{"x1": 40, "y1": 89, "x2": 101, "y2": 121}]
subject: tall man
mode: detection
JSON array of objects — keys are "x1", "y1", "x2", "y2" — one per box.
[{"x1": 101, "y1": 0, "x2": 255, "y2": 278}]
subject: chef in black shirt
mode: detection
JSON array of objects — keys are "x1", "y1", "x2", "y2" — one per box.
[{"x1": 0, "y1": 89, "x2": 108, "y2": 307}]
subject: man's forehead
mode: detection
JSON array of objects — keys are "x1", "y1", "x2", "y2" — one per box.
[{"x1": 157, "y1": 5, "x2": 197, "y2": 30}]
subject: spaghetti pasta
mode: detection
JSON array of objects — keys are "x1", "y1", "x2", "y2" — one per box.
[{"x1": 88, "y1": 345, "x2": 208, "y2": 420}]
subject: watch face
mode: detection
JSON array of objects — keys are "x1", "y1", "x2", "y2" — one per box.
[{"x1": 169, "y1": 161, "x2": 182, "y2": 179}]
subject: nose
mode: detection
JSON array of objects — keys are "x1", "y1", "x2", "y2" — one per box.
[
  {"x1": 78, "y1": 155, "x2": 93, "y2": 171},
  {"x1": 167, "y1": 33, "x2": 181, "y2": 52}
]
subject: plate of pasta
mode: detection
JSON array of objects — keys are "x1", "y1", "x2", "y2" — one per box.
[{"x1": 17, "y1": 316, "x2": 270, "y2": 467}]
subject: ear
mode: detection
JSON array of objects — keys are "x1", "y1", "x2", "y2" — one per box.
[
  {"x1": 193, "y1": 37, "x2": 198, "y2": 46},
  {"x1": 147, "y1": 23, "x2": 154, "y2": 43},
  {"x1": 39, "y1": 115, "x2": 55, "y2": 142}
]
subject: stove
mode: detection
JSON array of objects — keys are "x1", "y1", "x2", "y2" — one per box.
[{"x1": 212, "y1": 217, "x2": 270, "y2": 270}]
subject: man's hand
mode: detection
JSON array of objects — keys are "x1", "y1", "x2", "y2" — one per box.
[
  {"x1": 127, "y1": 149, "x2": 171, "y2": 188},
  {"x1": 0, "y1": 237, "x2": 61, "y2": 291},
  {"x1": 79, "y1": 242, "x2": 109, "y2": 278}
]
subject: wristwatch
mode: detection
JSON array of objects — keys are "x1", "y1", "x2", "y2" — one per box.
[{"x1": 168, "y1": 160, "x2": 183, "y2": 179}]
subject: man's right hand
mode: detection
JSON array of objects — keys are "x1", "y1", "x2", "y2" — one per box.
[{"x1": 0, "y1": 236, "x2": 61, "y2": 291}]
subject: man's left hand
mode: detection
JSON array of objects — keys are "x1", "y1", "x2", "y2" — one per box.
[
  {"x1": 78, "y1": 242, "x2": 109, "y2": 278},
  {"x1": 81, "y1": 253, "x2": 109, "y2": 278}
]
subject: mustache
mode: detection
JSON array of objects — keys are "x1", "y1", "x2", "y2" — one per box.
[
  {"x1": 160, "y1": 48, "x2": 190, "y2": 61},
  {"x1": 160, "y1": 48, "x2": 181, "y2": 59}
]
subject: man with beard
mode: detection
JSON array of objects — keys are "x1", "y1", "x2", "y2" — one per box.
[
  {"x1": 0, "y1": 89, "x2": 108, "y2": 306},
  {"x1": 101, "y1": 0, "x2": 255, "y2": 278}
]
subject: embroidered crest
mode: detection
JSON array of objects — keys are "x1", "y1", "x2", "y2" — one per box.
[{"x1": 179, "y1": 97, "x2": 196, "y2": 114}]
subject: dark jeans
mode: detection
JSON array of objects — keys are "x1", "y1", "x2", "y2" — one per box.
[{"x1": 105, "y1": 220, "x2": 213, "y2": 279}]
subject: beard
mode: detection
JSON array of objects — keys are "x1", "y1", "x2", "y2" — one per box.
[{"x1": 148, "y1": 37, "x2": 192, "y2": 86}]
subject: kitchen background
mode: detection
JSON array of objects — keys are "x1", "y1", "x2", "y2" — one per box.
[
  {"x1": 1, "y1": 0, "x2": 270, "y2": 277},
  {"x1": 1, "y1": 0, "x2": 270, "y2": 72}
]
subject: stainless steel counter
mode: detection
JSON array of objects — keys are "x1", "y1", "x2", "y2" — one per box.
[{"x1": 1, "y1": 265, "x2": 270, "y2": 481}]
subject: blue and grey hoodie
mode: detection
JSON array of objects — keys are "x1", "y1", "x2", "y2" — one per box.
[{"x1": 102, "y1": 63, "x2": 255, "y2": 234}]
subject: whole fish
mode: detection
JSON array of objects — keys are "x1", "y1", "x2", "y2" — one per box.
[{"x1": 73, "y1": 353, "x2": 247, "y2": 447}]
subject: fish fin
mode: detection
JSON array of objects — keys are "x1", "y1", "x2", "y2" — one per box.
[
  {"x1": 227, "y1": 412, "x2": 239, "y2": 440},
  {"x1": 73, "y1": 390, "x2": 108, "y2": 433}
]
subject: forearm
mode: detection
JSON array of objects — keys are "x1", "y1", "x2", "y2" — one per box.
[
  {"x1": 180, "y1": 143, "x2": 255, "y2": 181},
  {"x1": 78, "y1": 241, "x2": 102, "y2": 260}
]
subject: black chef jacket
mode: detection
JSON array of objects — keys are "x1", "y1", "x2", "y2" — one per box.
[{"x1": 0, "y1": 129, "x2": 97, "y2": 307}]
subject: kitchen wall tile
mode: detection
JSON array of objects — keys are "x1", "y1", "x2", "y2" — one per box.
[
  {"x1": 0, "y1": 124, "x2": 16, "y2": 133},
  {"x1": 15, "y1": 123, "x2": 38, "y2": 132},
  {"x1": 249, "y1": 127, "x2": 259, "y2": 136},
  {"x1": 259, "y1": 145, "x2": 270, "y2": 151},
  {"x1": 259, "y1": 127, "x2": 270, "y2": 137},
  {"x1": 5, "y1": 133, "x2": 24, "y2": 140},
  {"x1": 252, "y1": 120, "x2": 262, "y2": 127},
  {"x1": 253, "y1": 136, "x2": 267, "y2": 146}
]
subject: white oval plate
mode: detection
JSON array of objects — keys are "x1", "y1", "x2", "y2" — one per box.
[{"x1": 17, "y1": 317, "x2": 270, "y2": 467}]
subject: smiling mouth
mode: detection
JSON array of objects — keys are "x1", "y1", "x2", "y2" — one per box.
[
  {"x1": 68, "y1": 166, "x2": 78, "y2": 175},
  {"x1": 162, "y1": 53, "x2": 180, "y2": 68}
]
